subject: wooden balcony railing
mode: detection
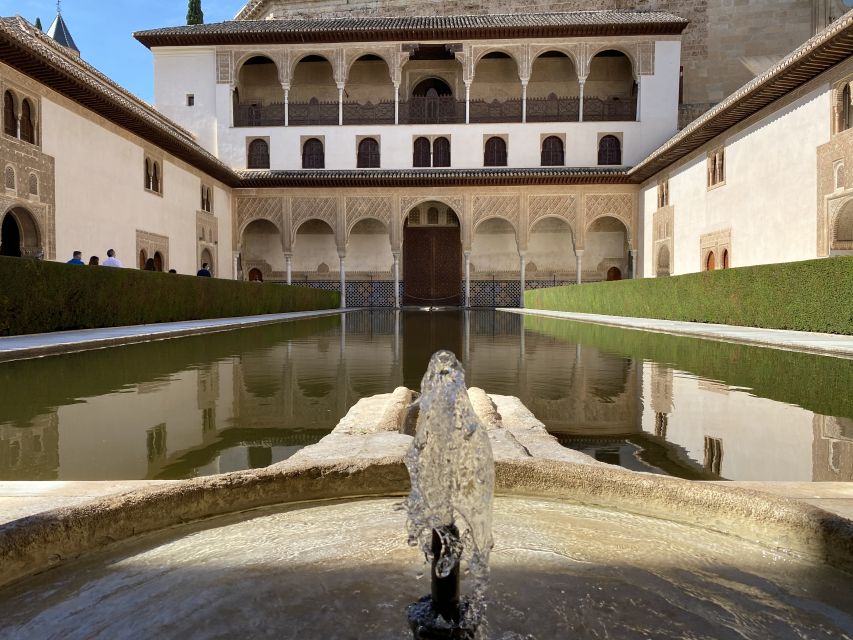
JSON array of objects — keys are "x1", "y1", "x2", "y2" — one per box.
[
  {"x1": 583, "y1": 97, "x2": 637, "y2": 122},
  {"x1": 399, "y1": 96, "x2": 465, "y2": 124}
]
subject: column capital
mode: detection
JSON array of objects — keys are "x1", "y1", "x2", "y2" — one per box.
[
  {"x1": 281, "y1": 82, "x2": 291, "y2": 91},
  {"x1": 578, "y1": 76, "x2": 588, "y2": 85},
  {"x1": 337, "y1": 249, "x2": 347, "y2": 259},
  {"x1": 519, "y1": 76, "x2": 530, "y2": 87},
  {"x1": 463, "y1": 250, "x2": 471, "y2": 258},
  {"x1": 336, "y1": 82, "x2": 346, "y2": 91},
  {"x1": 575, "y1": 249, "x2": 585, "y2": 256}
]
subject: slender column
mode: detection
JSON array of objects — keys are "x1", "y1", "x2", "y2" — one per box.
[
  {"x1": 635, "y1": 76, "x2": 641, "y2": 122},
  {"x1": 575, "y1": 249, "x2": 584, "y2": 285},
  {"x1": 283, "y1": 85, "x2": 290, "y2": 127},
  {"x1": 520, "y1": 79, "x2": 528, "y2": 124},
  {"x1": 630, "y1": 249, "x2": 638, "y2": 279},
  {"x1": 519, "y1": 252, "x2": 526, "y2": 308},
  {"x1": 285, "y1": 255, "x2": 292, "y2": 285},
  {"x1": 578, "y1": 79, "x2": 586, "y2": 123},
  {"x1": 464, "y1": 251, "x2": 471, "y2": 308},
  {"x1": 233, "y1": 252, "x2": 240, "y2": 280},
  {"x1": 339, "y1": 255, "x2": 347, "y2": 308},
  {"x1": 464, "y1": 81, "x2": 471, "y2": 124},
  {"x1": 394, "y1": 82, "x2": 400, "y2": 125},
  {"x1": 337, "y1": 83, "x2": 345, "y2": 126},
  {"x1": 16, "y1": 115, "x2": 21, "y2": 138},
  {"x1": 392, "y1": 251, "x2": 401, "y2": 309}
]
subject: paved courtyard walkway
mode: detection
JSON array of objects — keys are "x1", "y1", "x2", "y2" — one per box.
[
  {"x1": 505, "y1": 309, "x2": 853, "y2": 358},
  {"x1": 0, "y1": 308, "x2": 346, "y2": 362}
]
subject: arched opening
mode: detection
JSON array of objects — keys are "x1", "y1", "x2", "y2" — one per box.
[
  {"x1": 201, "y1": 248, "x2": 214, "y2": 275},
  {"x1": 470, "y1": 51, "x2": 521, "y2": 123},
  {"x1": 290, "y1": 55, "x2": 337, "y2": 126},
  {"x1": 344, "y1": 55, "x2": 394, "y2": 125},
  {"x1": 721, "y1": 249, "x2": 729, "y2": 269},
  {"x1": 587, "y1": 216, "x2": 629, "y2": 282},
  {"x1": 3, "y1": 91, "x2": 17, "y2": 138},
  {"x1": 598, "y1": 135, "x2": 622, "y2": 165},
  {"x1": 234, "y1": 56, "x2": 284, "y2": 127},
  {"x1": 347, "y1": 218, "x2": 392, "y2": 304},
  {"x1": 153, "y1": 252, "x2": 164, "y2": 272},
  {"x1": 433, "y1": 137, "x2": 451, "y2": 167},
  {"x1": 138, "y1": 249, "x2": 147, "y2": 270},
  {"x1": 356, "y1": 137, "x2": 380, "y2": 168},
  {"x1": 407, "y1": 74, "x2": 460, "y2": 124},
  {"x1": 4, "y1": 166, "x2": 14, "y2": 191},
  {"x1": 413, "y1": 136, "x2": 431, "y2": 167},
  {"x1": 833, "y1": 200, "x2": 853, "y2": 250},
  {"x1": 541, "y1": 136, "x2": 564, "y2": 166},
  {"x1": 471, "y1": 217, "x2": 518, "y2": 274},
  {"x1": 844, "y1": 84, "x2": 853, "y2": 132},
  {"x1": 242, "y1": 219, "x2": 284, "y2": 277},
  {"x1": 606, "y1": 266, "x2": 622, "y2": 281},
  {"x1": 144, "y1": 159, "x2": 152, "y2": 190},
  {"x1": 656, "y1": 245, "x2": 671, "y2": 277},
  {"x1": 293, "y1": 218, "x2": 337, "y2": 280},
  {"x1": 247, "y1": 139, "x2": 270, "y2": 169},
  {"x1": 0, "y1": 212, "x2": 21, "y2": 257},
  {"x1": 527, "y1": 217, "x2": 576, "y2": 281},
  {"x1": 528, "y1": 51, "x2": 580, "y2": 122},
  {"x1": 151, "y1": 162, "x2": 161, "y2": 193},
  {"x1": 20, "y1": 100, "x2": 35, "y2": 144},
  {"x1": 484, "y1": 136, "x2": 507, "y2": 166},
  {"x1": 403, "y1": 202, "x2": 462, "y2": 305},
  {"x1": 586, "y1": 50, "x2": 637, "y2": 121},
  {"x1": 706, "y1": 251, "x2": 716, "y2": 271},
  {"x1": 302, "y1": 138, "x2": 325, "y2": 169},
  {"x1": 248, "y1": 268, "x2": 264, "y2": 282}
]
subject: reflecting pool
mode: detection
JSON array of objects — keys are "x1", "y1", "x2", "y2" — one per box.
[{"x1": 0, "y1": 310, "x2": 850, "y2": 481}]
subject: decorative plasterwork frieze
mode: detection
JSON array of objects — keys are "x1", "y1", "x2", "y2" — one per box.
[{"x1": 528, "y1": 194, "x2": 576, "y2": 230}]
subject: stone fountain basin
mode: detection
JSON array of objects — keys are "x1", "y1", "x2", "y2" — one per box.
[{"x1": 0, "y1": 458, "x2": 852, "y2": 640}]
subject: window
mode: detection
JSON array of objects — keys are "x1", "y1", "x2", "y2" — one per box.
[
  {"x1": 657, "y1": 179, "x2": 670, "y2": 208},
  {"x1": 4, "y1": 166, "x2": 15, "y2": 190},
  {"x1": 598, "y1": 135, "x2": 621, "y2": 165},
  {"x1": 721, "y1": 249, "x2": 729, "y2": 269},
  {"x1": 357, "y1": 137, "x2": 380, "y2": 168},
  {"x1": 186, "y1": 94, "x2": 195, "y2": 107},
  {"x1": 707, "y1": 147, "x2": 725, "y2": 187},
  {"x1": 844, "y1": 84, "x2": 853, "y2": 132},
  {"x1": 201, "y1": 185, "x2": 213, "y2": 213},
  {"x1": 484, "y1": 136, "x2": 507, "y2": 167},
  {"x1": 20, "y1": 100, "x2": 35, "y2": 144},
  {"x1": 413, "y1": 137, "x2": 431, "y2": 167},
  {"x1": 705, "y1": 251, "x2": 716, "y2": 271},
  {"x1": 151, "y1": 162, "x2": 161, "y2": 193},
  {"x1": 433, "y1": 137, "x2": 451, "y2": 167},
  {"x1": 836, "y1": 163, "x2": 845, "y2": 190},
  {"x1": 409, "y1": 210, "x2": 420, "y2": 225},
  {"x1": 247, "y1": 138, "x2": 270, "y2": 169},
  {"x1": 28, "y1": 174, "x2": 37, "y2": 195},
  {"x1": 144, "y1": 159, "x2": 152, "y2": 190},
  {"x1": 540, "y1": 136, "x2": 564, "y2": 166},
  {"x1": 302, "y1": 138, "x2": 324, "y2": 169},
  {"x1": 3, "y1": 91, "x2": 16, "y2": 138},
  {"x1": 427, "y1": 207, "x2": 439, "y2": 225}
]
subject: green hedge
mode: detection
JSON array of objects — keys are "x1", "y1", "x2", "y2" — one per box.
[
  {"x1": 0, "y1": 256, "x2": 340, "y2": 336},
  {"x1": 524, "y1": 257, "x2": 853, "y2": 335}
]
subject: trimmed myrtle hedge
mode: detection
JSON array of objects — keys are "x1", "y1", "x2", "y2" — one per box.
[
  {"x1": 0, "y1": 256, "x2": 339, "y2": 336},
  {"x1": 524, "y1": 257, "x2": 853, "y2": 335}
]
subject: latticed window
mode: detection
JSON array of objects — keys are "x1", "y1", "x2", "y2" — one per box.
[
  {"x1": 707, "y1": 148, "x2": 725, "y2": 187},
  {"x1": 302, "y1": 138, "x2": 324, "y2": 169},
  {"x1": 152, "y1": 162, "x2": 161, "y2": 193},
  {"x1": 248, "y1": 139, "x2": 270, "y2": 169},
  {"x1": 29, "y1": 174, "x2": 37, "y2": 195},
  {"x1": 409, "y1": 210, "x2": 420, "y2": 225},
  {"x1": 20, "y1": 100, "x2": 35, "y2": 144},
  {"x1": 540, "y1": 136, "x2": 564, "y2": 166},
  {"x1": 3, "y1": 91, "x2": 16, "y2": 138},
  {"x1": 201, "y1": 186, "x2": 212, "y2": 212},
  {"x1": 413, "y1": 137, "x2": 431, "y2": 167},
  {"x1": 4, "y1": 166, "x2": 15, "y2": 190},
  {"x1": 657, "y1": 179, "x2": 669, "y2": 208},
  {"x1": 144, "y1": 159, "x2": 152, "y2": 190},
  {"x1": 357, "y1": 138, "x2": 380, "y2": 168},
  {"x1": 427, "y1": 207, "x2": 439, "y2": 225},
  {"x1": 433, "y1": 137, "x2": 450, "y2": 167},
  {"x1": 598, "y1": 135, "x2": 621, "y2": 165},
  {"x1": 484, "y1": 137, "x2": 507, "y2": 167}
]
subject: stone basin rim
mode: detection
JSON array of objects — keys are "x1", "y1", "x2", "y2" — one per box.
[{"x1": 0, "y1": 457, "x2": 851, "y2": 590}]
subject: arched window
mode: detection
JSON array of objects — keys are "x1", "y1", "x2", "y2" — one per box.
[
  {"x1": 4, "y1": 166, "x2": 15, "y2": 190},
  {"x1": 721, "y1": 249, "x2": 729, "y2": 269},
  {"x1": 144, "y1": 159, "x2": 152, "y2": 190},
  {"x1": 413, "y1": 137, "x2": 431, "y2": 167},
  {"x1": 248, "y1": 139, "x2": 270, "y2": 169},
  {"x1": 598, "y1": 135, "x2": 621, "y2": 165},
  {"x1": 302, "y1": 138, "x2": 324, "y2": 169},
  {"x1": 151, "y1": 162, "x2": 161, "y2": 193},
  {"x1": 356, "y1": 138, "x2": 380, "y2": 168},
  {"x1": 433, "y1": 137, "x2": 451, "y2": 167},
  {"x1": 844, "y1": 84, "x2": 853, "y2": 132},
  {"x1": 28, "y1": 174, "x2": 37, "y2": 195},
  {"x1": 541, "y1": 136, "x2": 564, "y2": 166},
  {"x1": 139, "y1": 249, "x2": 147, "y2": 270},
  {"x1": 427, "y1": 207, "x2": 440, "y2": 225},
  {"x1": 3, "y1": 91, "x2": 16, "y2": 138},
  {"x1": 706, "y1": 251, "x2": 716, "y2": 271},
  {"x1": 484, "y1": 136, "x2": 507, "y2": 167},
  {"x1": 20, "y1": 100, "x2": 35, "y2": 144}
]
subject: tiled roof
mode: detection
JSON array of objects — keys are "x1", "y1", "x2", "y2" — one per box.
[
  {"x1": 630, "y1": 9, "x2": 853, "y2": 182},
  {"x1": 134, "y1": 11, "x2": 688, "y2": 48},
  {"x1": 237, "y1": 167, "x2": 632, "y2": 188},
  {"x1": 46, "y1": 13, "x2": 78, "y2": 54},
  {"x1": 0, "y1": 17, "x2": 239, "y2": 186}
]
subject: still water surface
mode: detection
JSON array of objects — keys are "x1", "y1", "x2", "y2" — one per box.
[{"x1": 0, "y1": 310, "x2": 850, "y2": 482}]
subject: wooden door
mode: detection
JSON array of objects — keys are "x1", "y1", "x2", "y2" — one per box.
[{"x1": 403, "y1": 226, "x2": 461, "y2": 305}]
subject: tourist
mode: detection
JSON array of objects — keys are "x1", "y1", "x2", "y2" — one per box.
[
  {"x1": 168, "y1": 269, "x2": 177, "y2": 274},
  {"x1": 144, "y1": 258, "x2": 156, "y2": 271},
  {"x1": 66, "y1": 251, "x2": 84, "y2": 265},
  {"x1": 88, "y1": 256, "x2": 99, "y2": 266},
  {"x1": 196, "y1": 262, "x2": 212, "y2": 277},
  {"x1": 102, "y1": 249, "x2": 123, "y2": 267}
]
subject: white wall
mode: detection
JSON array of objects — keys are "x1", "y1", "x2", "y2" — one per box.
[
  {"x1": 41, "y1": 97, "x2": 233, "y2": 278},
  {"x1": 640, "y1": 84, "x2": 832, "y2": 276}
]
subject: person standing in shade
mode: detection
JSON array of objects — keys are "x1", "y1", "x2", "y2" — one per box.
[
  {"x1": 196, "y1": 262, "x2": 212, "y2": 277},
  {"x1": 66, "y1": 251, "x2": 84, "y2": 265},
  {"x1": 144, "y1": 258, "x2": 157, "y2": 271},
  {"x1": 102, "y1": 249, "x2": 123, "y2": 267}
]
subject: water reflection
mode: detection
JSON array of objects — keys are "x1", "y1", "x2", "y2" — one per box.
[{"x1": 0, "y1": 311, "x2": 850, "y2": 482}]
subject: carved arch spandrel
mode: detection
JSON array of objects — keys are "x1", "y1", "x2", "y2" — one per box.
[
  {"x1": 345, "y1": 195, "x2": 393, "y2": 240},
  {"x1": 528, "y1": 194, "x2": 577, "y2": 233},
  {"x1": 291, "y1": 196, "x2": 339, "y2": 237},
  {"x1": 472, "y1": 194, "x2": 520, "y2": 233}
]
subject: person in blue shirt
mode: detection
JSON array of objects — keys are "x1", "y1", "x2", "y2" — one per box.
[
  {"x1": 66, "y1": 251, "x2": 84, "y2": 265},
  {"x1": 196, "y1": 262, "x2": 212, "y2": 277}
]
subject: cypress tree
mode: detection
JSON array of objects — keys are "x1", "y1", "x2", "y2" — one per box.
[
  {"x1": 187, "y1": 0, "x2": 204, "y2": 25},
  {"x1": 35, "y1": 17, "x2": 43, "y2": 31}
]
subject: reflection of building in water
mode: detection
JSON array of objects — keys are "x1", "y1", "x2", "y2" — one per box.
[
  {"x1": 813, "y1": 415, "x2": 853, "y2": 481},
  {"x1": 0, "y1": 411, "x2": 59, "y2": 480},
  {"x1": 197, "y1": 363, "x2": 219, "y2": 435},
  {"x1": 651, "y1": 363, "x2": 673, "y2": 439}
]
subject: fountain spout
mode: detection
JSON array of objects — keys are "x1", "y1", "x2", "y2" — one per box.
[{"x1": 404, "y1": 351, "x2": 495, "y2": 639}]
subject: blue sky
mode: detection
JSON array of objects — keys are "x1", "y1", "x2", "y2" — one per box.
[{"x1": 5, "y1": 1, "x2": 246, "y2": 102}]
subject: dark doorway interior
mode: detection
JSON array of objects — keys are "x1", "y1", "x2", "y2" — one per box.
[{"x1": 0, "y1": 213, "x2": 21, "y2": 257}]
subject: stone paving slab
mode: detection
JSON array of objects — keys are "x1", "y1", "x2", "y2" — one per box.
[
  {"x1": 505, "y1": 309, "x2": 853, "y2": 358},
  {"x1": 0, "y1": 308, "x2": 346, "y2": 362}
]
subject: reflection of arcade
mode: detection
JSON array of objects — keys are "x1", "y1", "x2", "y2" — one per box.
[
  {"x1": 813, "y1": 415, "x2": 853, "y2": 481},
  {"x1": 0, "y1": 412, "x2": 59, "y2": 480}
]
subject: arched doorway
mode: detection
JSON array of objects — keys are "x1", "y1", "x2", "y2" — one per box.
[
  {"x1": 606, "y1": 267, "x2": 622, "y2": 281},
  {"x1": 248, "y1": 268, "x2": 264, "y2": 282},
  {"x1": 0, "y1": 207, "x2": 40, "y2": 258},
  {"x1": 403, "y1": 201, "x2": 462, "y2": 306},
  {"x1": 201, "y1": 248, "x2": 214, "y2": 275},
  {"x1": 138, "y1": 249, "x2": 147, "y2": 270},
  {"x1": 586, "y1": 216, "x2": 629, "y2": 281},
  {"x1": 0, "y1": 213, "x2": 21, "y2": 257},
  {"x1": 706, "y1": 251, "x2": 716, "y2": 271},
  {"x1": 242, "y1": 219, "x2": 285, "y2": 277},
  {"x1": 153, "y1": 252, "x2": 164, "y2": 272}
]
